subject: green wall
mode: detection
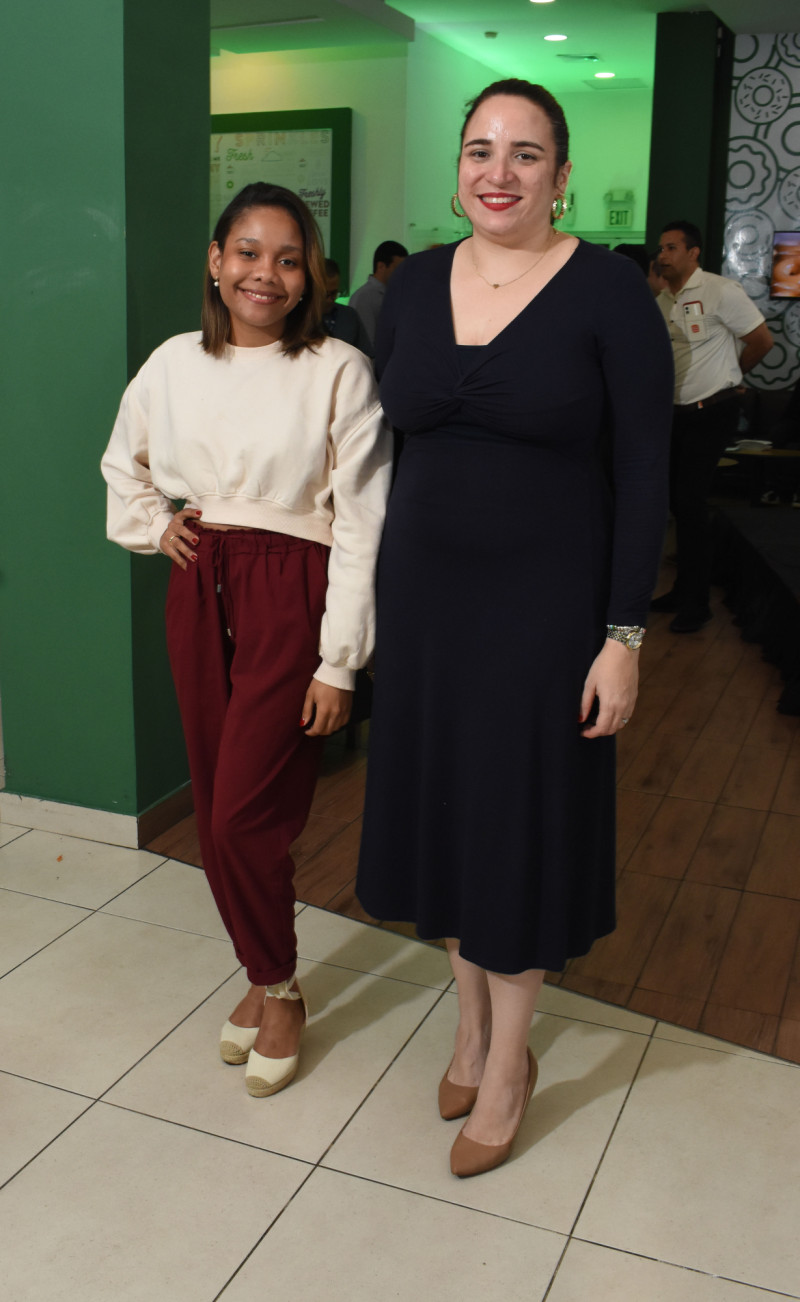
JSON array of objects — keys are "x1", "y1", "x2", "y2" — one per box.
[{"x1": 0, "y1": 0, "x2": 208, "y2": 816}]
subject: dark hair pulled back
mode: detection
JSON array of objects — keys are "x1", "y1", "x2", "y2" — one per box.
[
  {"x1": 202, "y1": 182, "x2": 326, "y2": 358},
  {"x1": 460, "y1": 79, "x2": 569, "y2": 175}
]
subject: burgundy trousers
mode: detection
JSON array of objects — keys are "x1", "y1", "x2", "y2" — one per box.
[{"x1": 165, "y1": 529, "x2": 328, "y2": 985}]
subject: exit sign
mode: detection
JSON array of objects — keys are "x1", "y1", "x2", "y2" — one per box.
[{"x1": 607, "y1": 208, "x2": 633, "y2": 228}]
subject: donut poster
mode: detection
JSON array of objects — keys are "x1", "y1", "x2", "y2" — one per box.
[
  {"x1": 209, "y1": 109, "x2": 353, "y2": 286},
  {"x1": 211, "y1": 129, "x2": 333, "y2": 248},
  {"x1": 724, "y1": 34, "x2": 800, "y2": 390}
]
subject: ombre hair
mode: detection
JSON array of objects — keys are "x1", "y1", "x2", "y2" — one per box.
[
  {"x1": 201, "y1": 183, "x2": 327, "y2": 358},
  {"x1": 460, "y1": 79, "x2": 570, "y2": 176}
]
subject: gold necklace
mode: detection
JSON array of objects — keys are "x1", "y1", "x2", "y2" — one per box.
[{"x1": 471, "y1": 229, "x2": 556, "y2": 289}]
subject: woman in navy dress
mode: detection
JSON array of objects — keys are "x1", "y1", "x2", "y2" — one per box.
[{"x1": 357, "y1": 80, "x2": 673, "y2": 1176}]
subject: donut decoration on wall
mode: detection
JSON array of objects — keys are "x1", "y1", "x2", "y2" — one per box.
[
  {"x1": 735, "y1": 68, "x2": 793, "y2": 125},
  {"x1": 724, "y1": 35, "x2": 800, "y2": 389},
  {"x1": 727, "y1": 139, "x2": 780, "y2": 211}
]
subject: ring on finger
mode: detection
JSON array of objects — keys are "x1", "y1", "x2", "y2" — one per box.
[
  {"x1": 621, "y1": 717, "x2": 630, "y2": 725},
  {"x1": 168, "y1": 535, "x2": 178, "y2": 544}
]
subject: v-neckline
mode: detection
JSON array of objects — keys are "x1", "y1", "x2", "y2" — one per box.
[{"x1": 448, "y1": 237, "x2": 582, "y2": 352}]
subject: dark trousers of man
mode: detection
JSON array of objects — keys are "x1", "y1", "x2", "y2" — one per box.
[
  {"x1": 165, "y1": 529, "x2": 328, "y2": 986},
  {"x1": 669, "y1": 395, "x2": 740, "y2": 618}
]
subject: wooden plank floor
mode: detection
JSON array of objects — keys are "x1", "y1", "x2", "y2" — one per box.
[{"x1": 147, "y1": 569, "x2": 800, "y2": 1064}]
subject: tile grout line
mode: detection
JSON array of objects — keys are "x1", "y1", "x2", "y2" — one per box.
[
  {"x1": 539, "y1": 1024, "x2": 658, "y2": 1301},
  {"x1": 2, "y1": 960, "x2": 457, "y2": 1199},
  {"x1": 312, "y1": 984, "x2": 454, "y2": 1171},
  {"x1": 212, "y1": 981, "x2": 457, "y2": 1300},
  {"x1": 777, "y1": 926, "x2": 800, "y2": 1038},
  {"x1": 92, "y1": 956, "x2": 452, "y2": 1114},
  {"x1": 0, "y1": 910, "x2": 95, "y2": 982},
  {"x1": 558, "y1": 1238, "x2": 800, "y2": 1302},
  {"x1": 212, "y1": 1163, "x2": 320, "y2": 1300},
  {"x1": 0, "y1": 827, "x2": 33, "y2": 850},
  {"x1": 0, "y1": 856, "x2": 197, "y2": 984},
  {"x1": 696, "y1": 887, "x2": 781, "y2": 1057},
  {"x1": 769, "y1": 728, "x2": 798, "y2": 817},
  {"x1": 614, "y1": 791, "x2": 666, "y2": 874},
  {"x1": 556, "y1": 1024, "x2": 658, "y2": 1297},
  {"x1": 90, "y1": 966, "x2": 245, "y2": 1104},
  {"x1": 0, "y1": 1096, "x2": 98, "y2": 1194}
]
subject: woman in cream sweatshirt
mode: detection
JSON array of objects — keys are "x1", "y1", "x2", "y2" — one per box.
[{"x1": 102, "y1": 183, "x2": 391, "y2": 1098}]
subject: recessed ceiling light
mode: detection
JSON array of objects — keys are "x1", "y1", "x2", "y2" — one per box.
[
  {"x1": 544, "y1": 35, "x2": 567, "y2": 42},
  {"x1": 595, "y1": 72, "x2": 615, "y2": 78}
]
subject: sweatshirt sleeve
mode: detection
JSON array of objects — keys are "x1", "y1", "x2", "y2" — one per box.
[
  {"x1": 595, "y1": 256, "x2": 674, "y2": 625},
  {"x1": 101, "y1": 369, "x2": 176, "y2": 554},
  {"x1": 313, "y1": 352, "x2": 393, "y2": 690}
]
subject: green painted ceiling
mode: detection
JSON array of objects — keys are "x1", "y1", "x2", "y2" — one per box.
[{"x1": 211, "y1": 1, "x2": 800, "y2": 92}]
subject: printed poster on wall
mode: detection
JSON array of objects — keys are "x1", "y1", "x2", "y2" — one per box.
[{"x1": 210, "y1": 129, "x2": 333, "y2": 249}]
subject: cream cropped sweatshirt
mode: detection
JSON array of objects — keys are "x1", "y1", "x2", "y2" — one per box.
[{"x1": 101, "y1": 332, "x2": 392, "y2": 691}]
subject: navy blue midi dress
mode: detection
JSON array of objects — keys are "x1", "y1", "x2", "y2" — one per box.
[{"x1": 356, "y1": 239, "x2": 674, "y2": 974}]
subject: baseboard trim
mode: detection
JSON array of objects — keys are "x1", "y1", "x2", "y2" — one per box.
[
  {"x1": 137, "y1": 784, "x2": 194, "y2": 847},
  {"x1": 0, "y1": 793, "x2": 139, "y2": 847},
  {"x1": 0, "y1": 784, "x2": 194, "y2": 850}
]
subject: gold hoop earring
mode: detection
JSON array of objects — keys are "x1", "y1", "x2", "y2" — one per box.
[
  {"x1": 451, "y1": 193, "x2": 467, "y2": 219},
  {"x1": 552, "y1": 195, "x2": 569, "y2": 221}
]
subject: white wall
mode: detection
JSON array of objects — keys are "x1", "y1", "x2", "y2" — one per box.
[
  {"x1": 403, "y1": 36, "x2": 653, "y2": 247},
  {"x1": 403, "y1": 30, "x2": 499, "y2": 251},
  {"x1": 559, "y1": 89, "x2": 653, "y2": 240},
  {"x1": 210, "y1": 37, "x2": 654, "y2": 280},
  {"x1": 211, "y1": 45, "x2": 408, "y2": 293}
]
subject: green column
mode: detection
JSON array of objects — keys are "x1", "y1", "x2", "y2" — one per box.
[
  {"x1": 0, "y1": 0, "x2": 209, "y2": 824},
  {"x1": 646, "y1": 12, "x2": 735, "y2": 270}
]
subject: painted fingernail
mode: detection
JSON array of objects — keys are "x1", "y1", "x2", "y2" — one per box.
[
  {"x1": 191, "y1": 554, "x2": 197, "y2": 562},
  {"x1": 192, "y1": 537, "x2": 199, "y2": 544},
  {"x1": 299, "y1": 718, "x2": 306, "y2": 726}
]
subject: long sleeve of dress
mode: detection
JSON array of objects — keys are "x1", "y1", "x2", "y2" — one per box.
[{"x1": 594, "y1": 257, "x2": 674, "y2": 624}]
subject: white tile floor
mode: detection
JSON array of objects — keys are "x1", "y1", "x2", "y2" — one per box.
[{"x1": 1, "y1": 823, "x2": 799, "y2": 1302}]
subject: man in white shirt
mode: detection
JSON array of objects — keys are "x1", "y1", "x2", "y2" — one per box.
[
  {"x1": 652, "y1": 220, "x2": 774, "y2": 632},
  {"x1": 348, "y1": 240, "x2": 408, "y2": 350}
]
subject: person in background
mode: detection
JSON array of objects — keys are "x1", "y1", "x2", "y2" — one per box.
[
  {"x1": 348, "y1": 240, "x2": 408, "y2": 349},
  {"x1": 321, "y1": 258, "x2": 372, "y2": 355},
  {"x1": 612, "y1": 243, "x2": 668, "y2": 296},
  {"x1": 102, "y1": 182, "x2": 391, "y2": 1102},
  {"x1": 647, "y1": 252, "x2": 669, "y2": 297},
  {"x1": 652, "y1": 220, "x2": 774, "y2": 632},
  {"x1": 613, "y1": 243, "x2": 649, "y2": 276},
  {"x1": 356, "y1": 79, "x2": 673, "y2": 1179}
]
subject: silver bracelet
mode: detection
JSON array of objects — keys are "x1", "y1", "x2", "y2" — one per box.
[{"x1": 607, "y1": 624, "x2": 645, "y2": 650}]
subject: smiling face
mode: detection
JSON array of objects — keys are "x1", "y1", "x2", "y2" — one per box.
[
  {"x1": 457, "y1": 94, "x2": 571, "y2": 244},
  {"x1": 208, "y1": 206, "x2": 307, "y2": 346}
]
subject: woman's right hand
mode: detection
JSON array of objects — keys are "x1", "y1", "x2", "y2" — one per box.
[{"x1": 159, "y1": 508, "x2": 202, "y2": 570}]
